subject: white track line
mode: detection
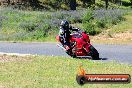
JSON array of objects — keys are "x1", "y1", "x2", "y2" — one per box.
[{"x1": 0, "y1": 52, "x2": 31, "y2": 56}]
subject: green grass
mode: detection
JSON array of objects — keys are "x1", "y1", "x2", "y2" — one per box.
[
  {"x1": 122, "y1": 0, "x2": 131, "y2": 2},
  {"x1": 0, "y1": 55, "x2": 132, "y2": 88},
  {"x1": 0, "y1": 7, "x2": 131, "y2": 42},
  {"x1": 0, "y1": 7, "x2": 83, "y2": 42},
  {"x1": 108, "y1": 15, "x2": 132, "y2": 34}
]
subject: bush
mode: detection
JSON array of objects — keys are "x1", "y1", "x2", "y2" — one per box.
[
  {"x1": 82, "y1": 9, "x2": 101, "y2": 35},
  {"x1": 82, "y1": 9, "x2": 128, "y2": 35},
  {"x1": 83, "y1": 22, "x2": 102, "y2": 35},
  {"x1": 0, "y1": 7, "x2": 130, "y2": 41},
  {"x1": 82, "y1": 9, "x2": 93, "y2": 23},
  {"x1": 19, "y1": 21, "x2": 38, "y2": 32},
  {"x1": 96, "y1": 19, "x2": 106, "y2": 28},
  {"x1": 94, "y1": 9, "x2": 127, "y2": 27}
]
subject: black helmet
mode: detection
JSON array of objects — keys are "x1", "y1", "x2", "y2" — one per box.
[{"x1": 60, "y1": 20, "x2": 69, "y2": 29}]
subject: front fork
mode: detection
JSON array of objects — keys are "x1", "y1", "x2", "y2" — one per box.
[{"x1": 83, "y1": 43, "x2": 91, "y2": 54}]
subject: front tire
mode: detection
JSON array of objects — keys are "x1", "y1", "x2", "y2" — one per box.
[{"x1": 89, "y1": 46, "x2": 100, "y2": 60}]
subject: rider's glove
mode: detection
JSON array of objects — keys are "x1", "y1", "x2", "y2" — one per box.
[{"x1": 64, "y1": 45, "x2": 70, "y2": 51}]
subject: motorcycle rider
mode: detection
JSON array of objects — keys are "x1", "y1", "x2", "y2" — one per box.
[
  {"x1": 58, "y1": 20, "x2": 98, "y2": 59},
  {"x1": 59, "y1": 20, "x2": 80, "y2": 51}
]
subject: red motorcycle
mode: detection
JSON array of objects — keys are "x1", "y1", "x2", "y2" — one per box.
[{"x1": 56, "y1": 31, "x2": 99, "y2": 60}]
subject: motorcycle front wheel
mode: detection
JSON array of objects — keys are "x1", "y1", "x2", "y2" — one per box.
[{"x1": 89, "y1": 45, "x2": 100, "y2": 60}]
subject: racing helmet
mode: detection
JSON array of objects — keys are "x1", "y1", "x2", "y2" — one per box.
[{"x1": 60, "y1": 20, "x2": 69, "y2": 30}]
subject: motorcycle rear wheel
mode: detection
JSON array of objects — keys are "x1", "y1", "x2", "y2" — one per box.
[{"x1": 66, "y1": 49, "x2": 76, "y2": 58}]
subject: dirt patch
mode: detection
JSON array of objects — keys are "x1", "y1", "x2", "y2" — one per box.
[
  {"x1": 113, "y1": 32, "x2": 132, "y2": 40},
  {"x1": 0, "y1": 54, "x2": 33, "y2": 62},
  {"x1": 91, "y1": 32, "x2": 132, "y2": 44},
  {"x1": 0, "y1": 85, "x2": 5, "y2": 88}
]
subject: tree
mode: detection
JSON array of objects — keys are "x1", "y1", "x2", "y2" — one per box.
[
  {"x1": 7, "y1": 0, "x2": 10, "y2": 5},
  {"x1": 105, "y1": 0, "x2": 109, "y2": 9},
  {"x1": 28, "y1": 0, "x2": 39, "y2": 7},
  {"x1": 130, "y1": 0, "x2": 132, "y2": 5},
  {"x1": 69, "y1": 0, "x2": 76, "y2": 10},
  {"x1": 23, "y1": 0, "x2": 45, "y2": 10},
  {"x1": 80, "y1": 0, "x2": 95, "y2": 7}
]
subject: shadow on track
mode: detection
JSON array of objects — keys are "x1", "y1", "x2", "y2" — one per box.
[
  {"x1": 100, "y1": 58, "x2": 108, "y2": 60},
  {"x1": 74, "y1": 57, "x2": 108, "y2": 60}
]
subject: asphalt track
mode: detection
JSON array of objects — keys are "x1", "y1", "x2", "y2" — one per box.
[{"x1": 0, "y1": 42, "x2": 132, "y2": 64}]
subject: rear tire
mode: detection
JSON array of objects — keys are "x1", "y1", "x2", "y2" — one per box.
[{"x1": 89, "y1": 46, "x2": 100, "y2": 60}]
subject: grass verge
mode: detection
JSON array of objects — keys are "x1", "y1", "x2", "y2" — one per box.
[
  {"x1": 0, "y1": 7, "x2": 131, "y2": 42},
  {"x1": 91, "y1": 15, "x2": 132, "y2": 45},
  {"x1": 0, "y1": 55, "x2": 132, "y2": 88},
  {"x1": 108, "y1": 15, "x2": 132, "y2": 34}
]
